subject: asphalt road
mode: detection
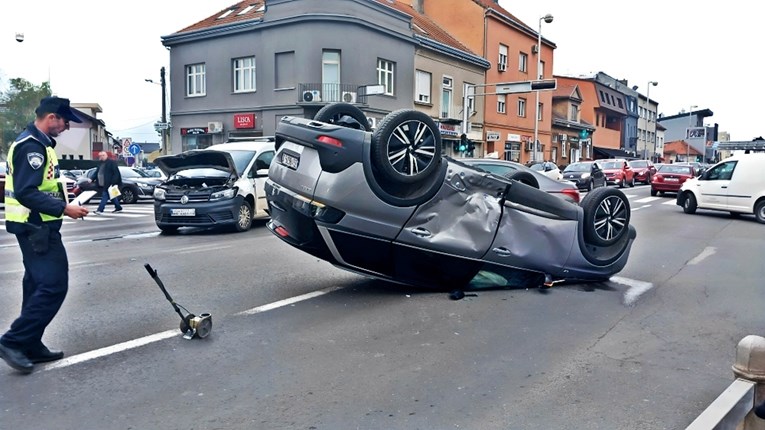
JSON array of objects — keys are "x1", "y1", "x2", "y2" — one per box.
[{"x1": 0, "y1": 187, "x2": 762, "y2": 430}]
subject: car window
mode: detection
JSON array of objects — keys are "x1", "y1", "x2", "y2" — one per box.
[
  {"x1": 224, "y1": 150, "x2": 258, "y2": 176},
  {"x1": 600, "y1": 161, "x2": 623, "y2": 169},
  {"x1": 255, "y1": 151, "x2": 274, "y2": 171},
  {"x1": 563, "y1": 162, "x2": 590, "y2": 172},
  {"x1": 529, "y1": 163, "x2": 544, "y2": 172},
  {"x1": 657, "y1": 165, "x2": 692, "y2": 175},
  {"x1": 119, "y1": 167, "x2": 144, "y2": 178},
  {"x1": 630, "y1": 161, "x2": 646, "y2": 168},
  {"x1": 705, "y1": 161, "x2": 736, "y2": 181},
  {"x1": 471, "y1": 163, "x2": 516, "y2": 176}
]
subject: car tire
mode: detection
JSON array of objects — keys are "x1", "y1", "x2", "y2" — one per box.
[
  {"x1": 586, "y1": 179, "x2": 593, "y2": 192},
  {"x1": 682, "y1": 192, "x2": 697, "y2": 214},
  {"x1": 619, "y1": 177, "x2": 625, "y2": 188},
  {"x1": 650, "y1": 188, "x2": 657, "y2": 196},
  {"x1": 121, "y1": 186, "x2": 138, "y2": 204},
  {"x1": 313, "y1": 102, "x2": 371, "y2": 131},
  {"x1": 234, "y1": 200, "x2": 253, "y2": 232},
  {"x1": 581, "y1": 187, "x2": 631, "y2": 247},
  {"x1": 754, "y1": 200, "x2": 765, "y2": 224},
  {"x1": 503, "y1": 171, "x2": 539, "y2": 189},
  {"x1": 629, "y1": 176, "x2": 635, "y2": 187},
  {"x1": 371, "y1": 109, "x2": 441, "y2": 185},
  {"x1": 159, "y1": 225, "x2": 178, "y2": 235}
]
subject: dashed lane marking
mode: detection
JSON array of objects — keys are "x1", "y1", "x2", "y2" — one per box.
[
  {"x1": 688, "y1": 246, "x2": 716, "y2": 265},
  {"x1": 610, "y1": 276, "x2": 655, "y2": 306}
]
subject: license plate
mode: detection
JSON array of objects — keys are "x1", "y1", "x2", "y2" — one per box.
[
  {"x1": 281, "y1": 152, "x2": 299, "y2": 170},
  {"x1": 665, "y1": 178, "x2": 679, "y2": 182},
  {"x1": 171, "y1": 208, "x2": 196, "y2": 216}
]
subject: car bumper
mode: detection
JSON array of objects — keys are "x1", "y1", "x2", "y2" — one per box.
[
  {"x1": 651, "y1": 182, "x2": 682, "y2": 192},
  {"x1": 154, "y1": 195, "x2": 242, "y2": 228}
]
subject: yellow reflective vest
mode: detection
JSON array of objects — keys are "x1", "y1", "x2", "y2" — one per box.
[{"x1": 5, "y1": 140, "x2": 64, "y2": 224}]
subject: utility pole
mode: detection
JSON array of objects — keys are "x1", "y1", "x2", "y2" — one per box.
[{"x1": 160, "y1": 66, "x2": 168, "y2": 155}]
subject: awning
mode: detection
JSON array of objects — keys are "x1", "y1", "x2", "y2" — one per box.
[{"x1": 593, "y1": 146, "x2": 638, "y2": 160}]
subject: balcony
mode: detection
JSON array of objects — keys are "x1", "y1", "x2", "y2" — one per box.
[{"x1": 297, "y1": 83, "x2": 369, "y2": 105}]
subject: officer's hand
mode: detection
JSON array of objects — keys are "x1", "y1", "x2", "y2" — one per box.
[{"x1": 64, "y1": 204, "x2": 89, "y2": 219}]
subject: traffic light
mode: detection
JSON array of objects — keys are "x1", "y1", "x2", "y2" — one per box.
[{"x1": 579, "y1": 129, "x2": 589, "y2": 139}]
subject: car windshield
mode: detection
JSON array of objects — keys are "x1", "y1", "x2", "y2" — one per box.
[
  {"x1": 563, "y1": 163, "x2": 591, "y2": 172},
  {"x1": 119, "y1": 167, "x2": 148, "y2": 178},
  {"x1": 630, "y1": 161, "x2": 647, "y2": 168},
  {"x1": 469, "y1": 163, "x2": 518, "y2": 176},
  {"x1": 224, "y1": 150, "x2": 257, "y2": 176},
  {"x1": 600, "y1": 161, "x2": 623, "y2": 169},
  {"x1": 657, "y1": 165, "x2": 692, "y2": 175},
  {"x1": 529, "y1": 163, "x2": 544, "y2": 172}
]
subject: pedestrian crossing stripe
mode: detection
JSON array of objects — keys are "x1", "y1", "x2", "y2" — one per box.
[
  {"x1": 635, "y1": 197, "x2": 661, "y2": 203},
  {"x1": 663, "y1": 199, "x2": 677, "y2": 205}
]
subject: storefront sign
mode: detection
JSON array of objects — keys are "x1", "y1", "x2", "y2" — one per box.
[
  {"x1": 507, "y1": 133, "x2": 521, "y2": 142},
  {"x1": 438, "y1": 122, "x2": 459, "y2": 137},
  {"x1": 181, "y1": 127, "x2": 208, "y2": 135},
  {"x1": 486, "y1": 131, "x2": 501, "y2": 142},
  {"x1": 234, "y1": 113, "x2": 256, "y2": 129}
]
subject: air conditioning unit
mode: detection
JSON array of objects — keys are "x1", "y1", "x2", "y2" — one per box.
[
  {"x1": 532, "y1": 44, "x2": 539, "y2": 54},
  {"x1": 207, "y1": 121, "x2": 223, "y2": 134},
  {"x1": 302, "y1": 90, "x2": 321, "y2": 102},
  {"x1": 366, "y1": 117, "x2": 377, "y2": 130},
  {"x1": 525, "y1": 141, "x2": 534, "y2": 152},
  {"x1": 342, "y1": 91, "x2": 357, "y2": 103},
  {"x1": 498, "y1": 62, "x2": 507, "y2": 72}
]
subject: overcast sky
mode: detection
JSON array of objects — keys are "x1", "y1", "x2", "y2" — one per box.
[{"x1": 1, "y1": 1, "x2": 762, "y2": 143}]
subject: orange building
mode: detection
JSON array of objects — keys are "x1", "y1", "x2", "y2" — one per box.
[{"x1": 409, "y1": 0, "x2": 556, "y2": 163}]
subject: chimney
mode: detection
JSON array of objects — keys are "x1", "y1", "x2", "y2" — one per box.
[{"x1": 412, "y1": 0, "x2": 424, "y2": 13}]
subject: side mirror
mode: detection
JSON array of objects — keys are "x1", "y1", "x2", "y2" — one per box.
[{"x1": 256, "y1": 168, "x2": 269, "y2": 178}]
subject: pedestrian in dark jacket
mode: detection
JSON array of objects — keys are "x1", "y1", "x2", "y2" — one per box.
[{"x1": 94, "y1": 151, "x2": 122, "y2": 213}]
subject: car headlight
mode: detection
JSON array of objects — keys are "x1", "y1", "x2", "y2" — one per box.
[
  {"x1": 153, "y1": 187, "x2": 166, "y2": 201},
  {"x1": 581, "y1": 173, "x2": 591, "y2": 179},
  {"x1": 210, "y1": 188, "x2": 236, "y2": 201}
]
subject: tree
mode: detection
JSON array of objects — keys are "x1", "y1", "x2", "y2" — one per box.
[{"x1": 0, "y1": 78, "x2": 51, "y2": 158}]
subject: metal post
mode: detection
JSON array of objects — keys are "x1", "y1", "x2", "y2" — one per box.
[
  {"x1": 644, "y1": 81, "x2": 657, "y2": 160},
  {"x1": 160, "y1": 66, "x2": 168, "y2": 155},
  {"x1": 732, "y1": 335, "x2": 765, "y2": 430},
  {"x1": 533, "y1": 14, "x2": 553, "y2": 163}
]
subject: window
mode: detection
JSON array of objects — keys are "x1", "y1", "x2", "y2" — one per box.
[
  {"x1": 377, "y1": 58, "x2": 395, "y2": 95},
  {"x1": 539, "y1": 60, "x2": 545, "y2": 80},
  {"x1": 617, "y1": 98, "x2": 623, "y2": 109},
  {"x1": 518, "y1": 97, "x2": 527, "y2": 117},
  {"x1": 497, "y1": 94, "x2": 506, "y2": 113},
  {"x1": 186, "y1": 63, "x2": 206, "y2": 97},
  {"x1": 415, "y1": 70, "x2": 431, "y2": 103},
  {"x1": 441, "y1": 76, "x2": 452, "y2": 118},
  {"x1": 275, "y1": 51, "x2": 295, "y2": 89},
  {"x1": 537, "y1": 102, "x2": 543, "y2": 121},
  {"x1": 519, "y1": 52, "x2": 528, "y2": 73},
  {"x1": 233, "y1": 56, "x2": 256, "y2": 93},
  {"x1": 465, "y1": 83, "x2": 475, "y2": 115},
  {"x1": 599, "y1": 91, "x2": 606, "y2": 103},
  {"x1": 498, "y1": 44, "x2": 508, "y2": 71},
  {"x1": 322, "y1": 50, "x2": 341, "y2": 100},
  {"x1": 569, "y1": 104, "x2": 579, "y2": 121},
  {"x1": 237, "y1": 4, "x2": 256, "y2": 15}
]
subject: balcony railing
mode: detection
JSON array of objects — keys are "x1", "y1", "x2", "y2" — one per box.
[{"x1": 297, "y1": 83, "x2": 369, "y2": 105}]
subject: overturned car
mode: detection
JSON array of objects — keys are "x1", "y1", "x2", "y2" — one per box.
[{"x1": 265, "y1": 104, "x2": 635, "y2": 290}]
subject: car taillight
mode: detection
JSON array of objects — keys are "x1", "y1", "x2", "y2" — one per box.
[
  {"x1": 317, "y1": 135, "x2": 343, "y2": 148},
  {"x1": 560, "y1": 188, "x2": 580, "y2": 204},
  {"x1": 274, "y1": 226, "x2": 289, "y2": 238},
  {"x1": 654, "y1": 175, "x2": 663, "y2": 182}
]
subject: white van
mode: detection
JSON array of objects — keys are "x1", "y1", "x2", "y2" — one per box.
[{"x1": 677, "y1": 153, "x2": 765, "y2": 223}]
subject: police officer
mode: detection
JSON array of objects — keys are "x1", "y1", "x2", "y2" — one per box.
[{"x1": 0, "y1": 96, "x2": 89, "y2": 374}]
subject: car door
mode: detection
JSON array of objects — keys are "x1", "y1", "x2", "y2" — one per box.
[
  {"x1": 251, "y1": 150, "x2": 274, "y2": 216},
  {"x1": 591, "y1": 162, "x2": 606, "y2": 187},
  {"x1": 693, "y1": 161, "x2": 736, "y2": 209}
]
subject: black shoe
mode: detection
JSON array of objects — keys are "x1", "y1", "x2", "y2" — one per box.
[
  {"x1": 112, "y1": 208, "x2": 123, "y2": 213},
  {"x1": 0, "y1": 343, "x2": 34, "y2": 374},
  {"x1": 26, "y1": 346, "x2": 64, "y2": 364}
]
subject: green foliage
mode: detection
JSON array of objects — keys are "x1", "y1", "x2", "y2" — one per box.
[{"x1": 0, "y1": 78, "x2": 52, "y2": 158}]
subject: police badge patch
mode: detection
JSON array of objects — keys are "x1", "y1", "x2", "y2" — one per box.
[{"x1": 27, "y1": 152, "x2": 44, "y2": 169}]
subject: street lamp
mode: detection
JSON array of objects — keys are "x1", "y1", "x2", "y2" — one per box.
[
  {"x1": 644, "y1": 81, "x2": 658, "y2": 160},
  {"x1": 686, "y1": 104, "x2": 698, "y2": 162},
  {"x1": 145, "y1": 67, "x2": 168, "y2": 155},
  {"x1": 533, "y1": 13, "x2": 553, "y2": 162}
]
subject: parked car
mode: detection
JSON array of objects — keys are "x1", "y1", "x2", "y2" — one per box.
[
  {"x1": 674, "y1": 161, "x2": 705, "y2": 176},
  {"x1": 265, "y1": 103, "x2": 636, "y2": 290},
  {"x1": 561, "y1": 161, "x2": 607, "y2": 191},
  {"x1": 525, "y1": 160, "x2": 563, "y2": 181},
  {"x1": 152, "y1": 139, "x2": 275, "y2": 234},
  {"x1": 75, "y1": 166, "x2": 162, "y2": 203},
  {"x1": 462, "y1": 158, "x2": 580, "y2": 204},
  {"x1": 600, "y1": 159, "x2": 635, "y2": 188},
  {"x1": 677, "y1": 153, "x2": 765, "y2": 223},
  {"x1": 628, "y1": 160, "x2": 657, "y2": 185},
  {"x1": 650, "y1": 164, "x2": 696, "y2": 196}
]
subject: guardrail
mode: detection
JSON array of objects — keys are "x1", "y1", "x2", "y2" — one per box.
[{"x1": 686, "y1": 335, "x2": 765, "y2": 429}]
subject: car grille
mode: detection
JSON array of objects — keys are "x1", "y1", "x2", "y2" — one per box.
[{"x1": 164, "y1": 192, "x2": 210, "y2": 203}]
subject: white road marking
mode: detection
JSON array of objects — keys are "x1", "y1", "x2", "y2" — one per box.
[
  {"x1": 663, "y1": 199, "x2": 678, "y2": 205},
  {"x1": 631, "y1": 205, "x2": 651, "y2": 211},
  {"x1": 45, "y1": 287, "x2": 343, "y2": 371},
  {"x1": 623, "y1": 194, "x2": 638, "y2": 199},
  {"x1": 177, "y1": 245, "x2": 232, "y2": 254},
  {"x1": 635, "y1": 197, "x2": 661, "y2": 203},
  {"x1": 610, "y1": 276, "x2": 655, "y2": 306},
  {"x1": 237, "y1": 286, "x2": 342, "y2": 315},
  {"x1": 688, "y1": 246, "x2": 716, "y2": 265}
]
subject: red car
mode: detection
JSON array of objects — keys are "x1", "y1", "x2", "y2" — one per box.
[
  {"x1": 650, "y1": 164, "x2": 695, "y2": 196},
  {"x1": 599, "y1": 159, "x2": 635, "y2": 188},
  {"x1": 628, "y1": 159, "x2": 657, "y2": 185}
]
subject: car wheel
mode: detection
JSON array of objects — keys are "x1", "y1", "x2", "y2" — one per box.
[
  {"x1": 581, "y1": 187, "x2": 631, "y2": 247},
  {"x1": 586, "y1": 179, "x2": 593, "y2": 192},
  {"x1": 650, "y1": 188, "x2": 657, "y2": 196},
  {"x1": 372, "y1": 109, "x2": 441, "y2": 185},
  {"x1": 629, "y1": 176, "x2": 635, "y2": 187},
  {"x1": 159, "y1": 225, "x2": 178, "y2": 235},
  {"x1": 618, "y1": 176, "x2": 625, "y2": 188},
  {"x1": 755, "y1": 200, "x2": 765, "y2": 224},
  {"x1": 234, "y1": 200, "x2": 253, "y2": 232},
  {"x1": 503, "y1": 171, "x2": 539, "y2": 189},
  {"x1": 313, "y1": 102, "x2": 371, "y2": 131},
  {"x1": 121, "y1": 186, "x2": 138, "y2": 204},
  {"x1": 682, "y1": 192, "x2": 697, "y2": 214}
]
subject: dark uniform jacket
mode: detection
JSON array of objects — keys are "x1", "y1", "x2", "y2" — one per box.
[
  {"x1": 6, "y1": 123, "x2": 67, "y2": 234},
  {"x1": 94, "y1": 158, "x2": 122, "y2": 189}
]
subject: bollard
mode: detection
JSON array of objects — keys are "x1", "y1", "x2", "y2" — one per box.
[{"x1": 732, "y1": 335, "x2": 765, "y2": 430}]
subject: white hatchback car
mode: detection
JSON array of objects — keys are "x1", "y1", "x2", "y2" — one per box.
[
  {"x1": 527, "y1": 161, "x2": 563, "y2": 181},
  {"x1": 153, "y1": 139, "x2": 275, "y2": 233},
  {"x1": 677, "y1": 153, "x2": 765, "y2": 223}
]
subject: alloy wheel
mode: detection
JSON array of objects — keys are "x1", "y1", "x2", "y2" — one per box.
[
  {"x1": 386, "y1": 120, "x2": 437, "y2": 177},
  {"x1": 592, "y1": 195, "x2": 628, "y2": 242}
]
